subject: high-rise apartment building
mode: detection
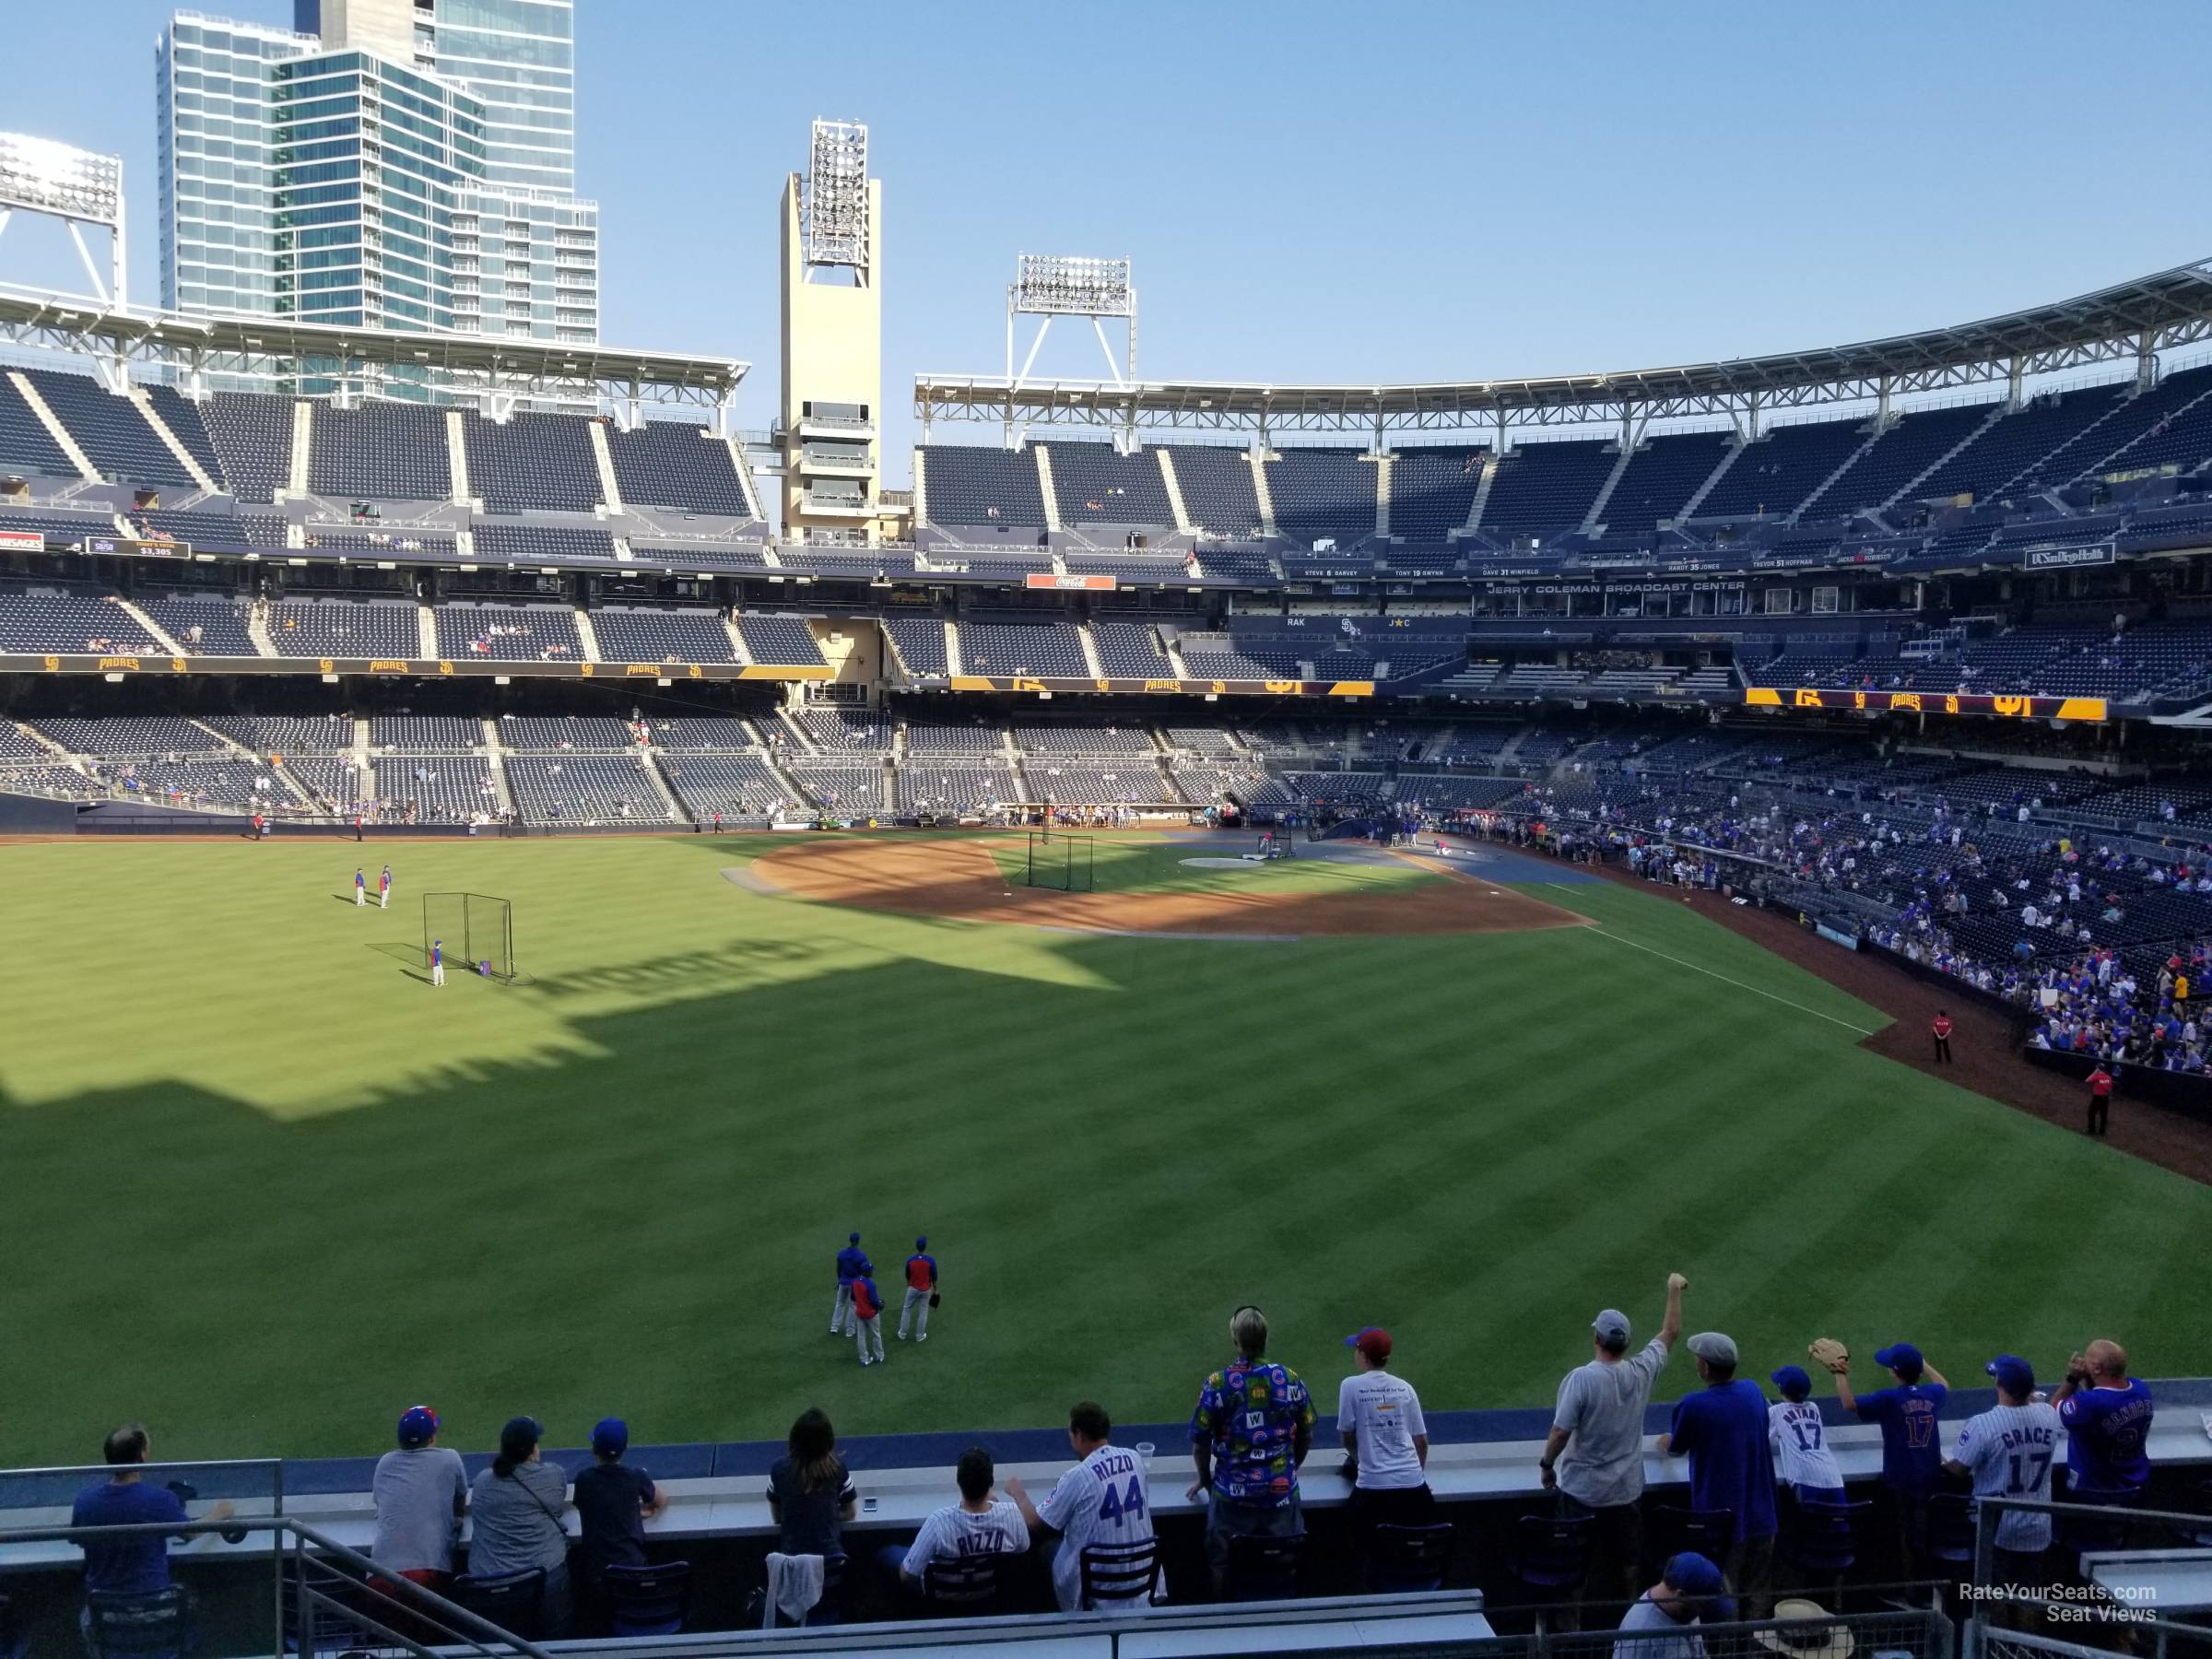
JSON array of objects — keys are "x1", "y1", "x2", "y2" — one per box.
[{"x1": 158, "y1": 2, "x2": 596, "y2": 384}]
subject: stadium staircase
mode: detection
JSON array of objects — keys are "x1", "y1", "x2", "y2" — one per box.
[
  {"x1": 444, "y1": 410, "x2": 471, "y2": 505},
  {"x1": 1674, "y1": 439, "x2": 1741, "y2": 521},
  {"x1": 943, "y1": 619, "x2": 964, "y2": 675},
  {"x1": 1582, "y1": 441, "x2": 1637, "y2": 532},
  {"x1": 1033, "y1": 445, "x2": 1063, "y2": 533},
  {"x1": 910, "y1": 448, "x2": 928, "y2": 527},
  {"x1": 1077, "y1": 621, "x2": 1107, "y2": 678},
  {"x1": 773, "y1": 708, "x2": 818, "y2": 754},
  {"x1": 6, "y1": 371, "x2": 100, "y2": 480},
  {"x1": 112, "y1": 596, "x2": 185, "y2": 656},
  {"x1": 755, "y1": 747, "x2": 812, "y2": 816},
  {"x1": 287, "y1": 400, "x2": 312, "y2": 495},
  {"x1": 724, "y1": 433, "x2": 764, "y2": 518},
  {"x1": 1465, "y1": 451, "x2": 1500, "y2": 532},
  {"x1": 639, "y1": 750, "x2": 684, "y2": 821},
  {"x1": 588, "y1": 420, "x2": 624, "y2": 512},
  {"x1": 1247, "y1": 450, "x2": 1279, "y2": 538},
  {"x1": 127, "y1": 388, "x2": 221, "y2": 492},
  {"x1": 1790, "y1": 422, "x2": 1884, "y2": 524},
  {"x1": 1156, "y1": 446, "x2": 1194, "y2": 532},
  {"x1": 724, "y1": 614, "x2": 755, "y2": 665},
  {"x1": 1372, "y1": 452, "x2": 1392, "y2": 539},
  {"x1": 573, "y1": 607, "x2": 604, "y2": 663},
  {"x1": 417, "y1": 605, "x2": 439, "y2": 659},
  {"x1": 1162, "y1": 629, "x2": 1194, "y2": 678},
  {"x1": 1885, "y1": 403, "x2": 2007, "y2": 507}
]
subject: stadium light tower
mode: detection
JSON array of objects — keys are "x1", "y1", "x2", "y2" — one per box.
[
  {"x1": 782, "y1": 119, "x2": 886, "y2": 545},
  {"x1": 0, "y1": 132, "x2": 126, "y2": 310},
  {"x1": 1007, "y1": 253, "x2": 1136, "y2": 390}
]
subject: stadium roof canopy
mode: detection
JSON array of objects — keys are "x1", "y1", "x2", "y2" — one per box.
[
  {"x1": 0, "y1": 286, "x2": 747, "y2": 416},
  {"x1": 916, "y1": 256, "x2": 2212, "y2": 437}
]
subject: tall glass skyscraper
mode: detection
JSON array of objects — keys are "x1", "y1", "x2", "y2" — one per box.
[{"x1": 158, "y1": 3, "x2": 597, "y2": 383}]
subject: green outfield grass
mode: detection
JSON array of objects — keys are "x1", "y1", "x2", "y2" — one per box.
[
  {"x1": 987, "y1": 833, "x2": 1438, "y2": 896},
  {"x1": 1, "y1": 834, "x2": 2206, "y2": 1468}
]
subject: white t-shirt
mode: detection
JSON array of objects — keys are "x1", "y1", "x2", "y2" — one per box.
[
  {"x1": 900, "y1": 1500, "x2": 1030, "y2": 1582},
  {"x1": 1035, "y1": 1443, "x2": 1154, "y2": 1611},
  {"x1": 1337, "y1": 1370, "x2": 1429, "y2": 1490},
  {"x1": 1768, "y1": 1399, "x2": 1844, "y2": 1491},
  {"x1": 1951, "y1": 1401, "x2": 2061, "y2": 1552}
]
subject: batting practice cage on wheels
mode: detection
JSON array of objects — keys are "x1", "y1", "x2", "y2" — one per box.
[
  {"x1": 422, "y1": 892, "x2": 519, "y2": 982},
  {"x1": 1024, "y1": 832, "x2": 1095, "y2": 892}
]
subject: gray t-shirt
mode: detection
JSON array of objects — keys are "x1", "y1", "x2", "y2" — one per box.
[
  {"x1": 371, "y1": 1447, "x2": 467, "y2": 1575},
  {"x1": 1614, "y1": 1592, "x2": 1705, "y2": 1659},
  {"x1": 466, "y1": 1461, "x2": 571, "y2": 1576},
  {"x1": 1554, "y1": 1338, "x2": 1671, "y2": 1508}
]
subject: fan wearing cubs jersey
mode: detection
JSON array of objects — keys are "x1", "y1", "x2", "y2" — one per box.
[
  {"x1": 1766, "y1": 1367, "x2": 1844, "y2": 1505},
  {"x1": 1944, "y1": 1355, "x2": 2060, "y2": 1612},
  {"x1": 1005, "y1": 1401, "x2": 1156, "y2": 1611}
]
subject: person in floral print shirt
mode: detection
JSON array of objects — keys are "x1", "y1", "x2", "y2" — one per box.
[{"x1": 1187, "y1": 1305, "x2": 1316, "y2": 1597}]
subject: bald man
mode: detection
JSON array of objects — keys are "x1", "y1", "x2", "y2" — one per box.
[{"x1": 2052, "y1": 1340, "x2": 2153, "y2": 1499}]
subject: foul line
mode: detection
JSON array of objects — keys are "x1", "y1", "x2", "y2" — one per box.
[{"x1": 1544, "y1": 884, "x2": 1881, "y2": 1038}]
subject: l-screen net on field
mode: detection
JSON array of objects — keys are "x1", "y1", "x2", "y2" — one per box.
[
  {"x1": 1023, "y1": 831, "x2": 1094, "y2": 892},
  {"x1": 421, "y1": 891, "x2": 519, "y2": 982}
]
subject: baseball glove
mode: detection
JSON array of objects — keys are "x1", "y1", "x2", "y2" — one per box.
[{"x1": 1807, "y1": 1337, "x2": 1850, "y2": 1373}]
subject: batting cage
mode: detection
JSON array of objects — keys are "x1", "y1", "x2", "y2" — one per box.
[
  {"x1": 1023, "y1": 831, "x2": 1095, "y2": 892},
  {"x1": 421, "y1": 891, "x2": 519, "y2": 982},
  {"x1": 1254, "y1": 829, "x2": 1292, "y2": 861}
]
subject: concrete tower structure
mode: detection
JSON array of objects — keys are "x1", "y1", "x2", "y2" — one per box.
[{"x1": 780, "y1": 119, "x2": 885, "y2": 545}]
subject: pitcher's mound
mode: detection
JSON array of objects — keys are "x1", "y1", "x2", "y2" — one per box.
[{"x1": 750, "y1": 836, "x2": 1590, "y2": 939}]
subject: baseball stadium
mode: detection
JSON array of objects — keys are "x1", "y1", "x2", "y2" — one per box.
[{"x1": 2, "y1": 6, "x2": 2211, "y2": 1655}]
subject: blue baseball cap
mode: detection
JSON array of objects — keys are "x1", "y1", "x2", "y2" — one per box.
[
  {"x1": 396, "y1": 1406, "x2": 440, "y2": 1448},
  {"x1": 915, "y1": 1235, "x2": 927, "y2": 1250},
  {"x1": 1664, "y1": 1551, "x2": 1725, "y2": 1597},
  {"x1": 591, "y1": 1417, "x2": 629, "y2": 1455},
  {"x1": 849, "y1": 1231, "x2": 861, "y2": 1244},
  {"x1": 1875, "y1": 1342, "x2": 1924, "y2": 1376},
  {"x1": 1771, "y1": 1365, "x2": 1813, "y2": 1398},
  {"x1": 1986, "y1": 1355, "x2": 2035, "y2": 1395}
]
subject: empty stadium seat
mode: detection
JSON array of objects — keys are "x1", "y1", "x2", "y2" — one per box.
[
  {"x1": 606, "y1": 423, "x2": 752, "y2": 516},
  {"x1": 462, "y1": 412, "x2": 602, "y2": 514}
]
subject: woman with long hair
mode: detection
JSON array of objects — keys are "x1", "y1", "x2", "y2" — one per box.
[{"x1": 766, "y1": 1407, "x2": 858, "y2": 1559}]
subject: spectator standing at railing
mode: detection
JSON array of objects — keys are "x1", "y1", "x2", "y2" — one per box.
[
  {"x1": 1943, "y1": 1355, "x2": 2059, "y2": 1618},
  {"x1": 1187, "y1": 1306, "x2": 1316, "y2": 1599},
  {"x1": 1542, "y1": 1273, "x2": 1687, "y2": 1601},
  {"x1": 1656, "y1": 1333, "x2": 1777, "y2": 1610},
  {"x1": 370, "y1": 1406, "x2": 466, "y2": 1598},
  {"x1": 71, "y1": 1423, "x2": 237, "y2": 1598},
  {"x1": 465, "y1": 1417, "x2": 573, "y2": 1637},
  {"x1": 1335, "y1": 1327, "x2": 1431, "y2": 1541},
  {"x1": 1824, "y1": 1342, "x2": 1948, "y2": 1572},
  {"x1": 2053, "y1": 1341, "x2": 2153, "y2": 1500}
]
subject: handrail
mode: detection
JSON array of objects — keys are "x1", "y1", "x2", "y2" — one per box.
[{"x1": 0, "y1": 1514, "x2": 557, "y2": 1659}]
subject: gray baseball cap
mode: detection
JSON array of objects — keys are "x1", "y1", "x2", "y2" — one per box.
[
  {"x1": 1593, "y1": 1309, "x2": 1631, "y2": 1344},
  {"x1": 1687, "y1": 1331, "x2": 1738, "y2": 1366}
]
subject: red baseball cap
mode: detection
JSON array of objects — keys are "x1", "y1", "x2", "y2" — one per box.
[{"x1": 1345, "y1": 1328, "x2": 1393, "y2": 1362}]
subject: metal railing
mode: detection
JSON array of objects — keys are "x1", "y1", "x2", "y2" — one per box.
[
  {"x1": 0, "y1": 1514, "x2": 552, "y2": 1658},
  {"x1": 1964, "y1": 1494, "x2": 2212, "y2": 1659}
]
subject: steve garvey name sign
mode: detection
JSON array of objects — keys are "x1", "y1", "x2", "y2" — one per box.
[{"x1": 1745, "y1": 686, "x2": 2107, "y2": 722}]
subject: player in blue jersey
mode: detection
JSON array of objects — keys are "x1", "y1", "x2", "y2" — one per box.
[
  {"x1": 830, "y1": 1233, "x2": 868, "y2": 1336},
  {"x1": 430, "y1": 937, "x2": 445, "y2": 988},
  {"x1": 380, "y1": 864, "x2": 393, "y2": 909},
  {"x1": 2053, "y1": 1340, "x2": 2153, "y2": 1499},
  {"x1": 1826, "y1": 1340, "x2": 1948, "y2": 1571},
  {"x1": 356, "y1": 865, "x2": 368, "y2": 907}
]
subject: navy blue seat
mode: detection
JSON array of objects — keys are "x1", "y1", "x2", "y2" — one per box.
[
  {"x1": 603, "y1": 1560, "x2": 689, "y2": 1636},
  {"x1": 1509, "y1": 1511, "x2": 1594, "y2": 1595},
  {"x1": 922, "y1": 1551, "x2": 1004, "y2": 1614},
  {"x1": 1371, "y1": 1521, "x2": 1454, "y2": 1593},
  {"x1": 450, "y1": 1567, "x2": 546, "y2": 1640},
  {"x1": 1779, "y1": 1495, "x2": 1872, "y2": 1581},
  {"x1": 82, "y1": 1586, "x2": 191, "y2": 1659},
  {"x1": 1225, "y1": 1531, "x2": 1304, "y2": 1602},
  {"x1": 1078, "y1": 1538, "x2": 1160, "y2": 1609}
]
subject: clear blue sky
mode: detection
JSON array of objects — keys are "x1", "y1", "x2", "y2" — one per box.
[{"x1": 2, "y1": 0, "x2": 2206, "y2": 483}]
